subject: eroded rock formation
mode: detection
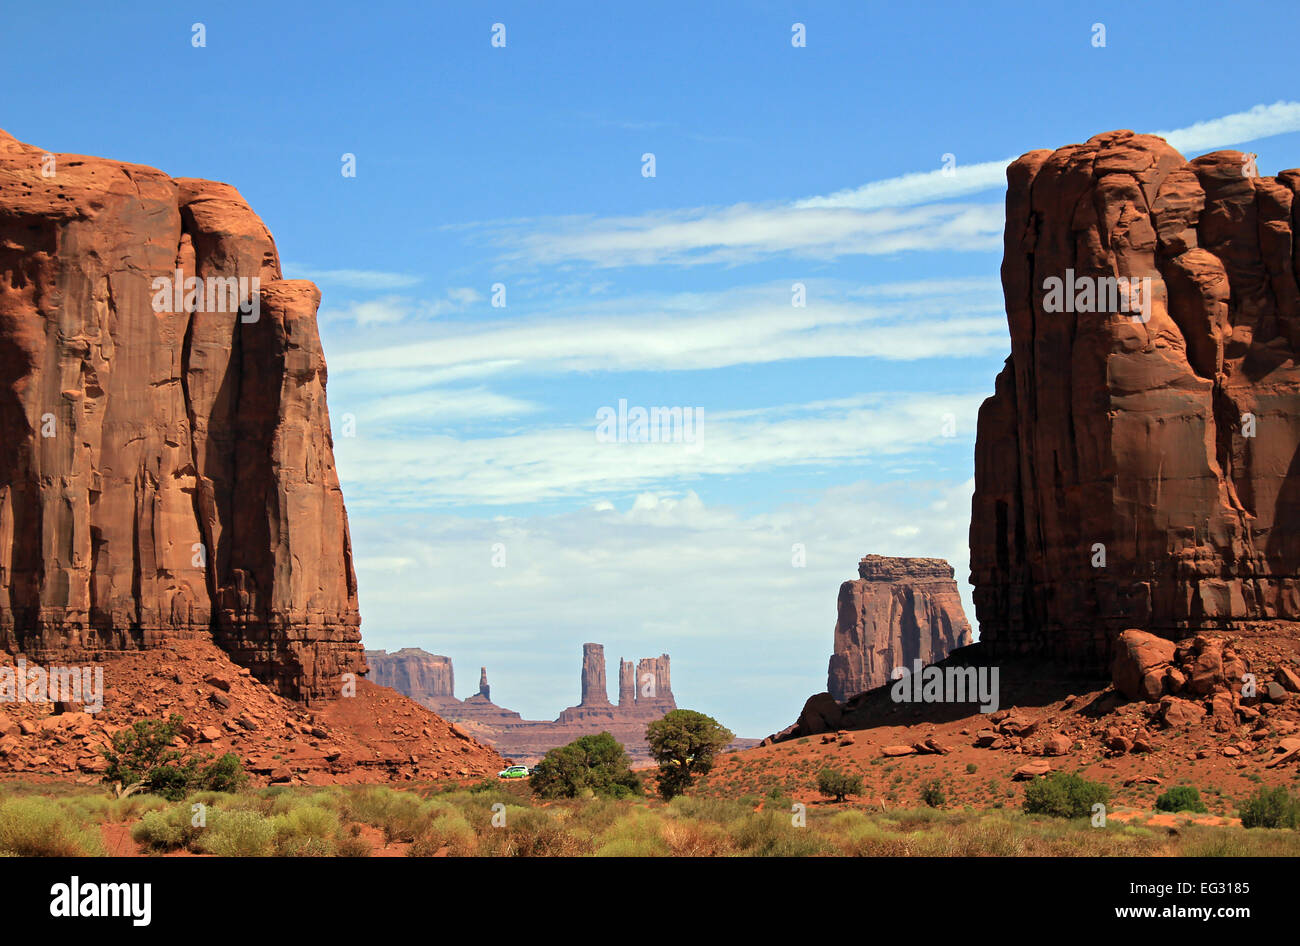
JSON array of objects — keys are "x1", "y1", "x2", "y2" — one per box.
[
  {"x1": 827, "y1": 555, "x2": 973, "y2": 701},
  {"x1": 972, "y1": 130, "x2": 1300, "y2": 667},
  {"x1": 364, "y1": 649, "x2": 454, "y2": 705},
  {"x1": 580, "y1": 642, "x2": 610, "y2": 706},
  {"x1": 369, "y1": 644, "x2": 688, "y2": 763},
  {"x1": 0, "y1": 130, "x2": 363, "y2": 701}
]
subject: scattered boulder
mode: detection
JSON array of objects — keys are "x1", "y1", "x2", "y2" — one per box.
[
  {"x1": 1013, "y1": 761, "x2": 1052, "y2": 780},
  {"x1": 1158, "y1": 697, "x2": 1207, "y2": 728},
  {"x1": 881, "y1": 745, "x2": 917, "y2": 757},
  {"x1": 1112, "y1": 630, "x2": 1176, "y2": 701}
]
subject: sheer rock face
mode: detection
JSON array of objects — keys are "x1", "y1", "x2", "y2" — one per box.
[
  {"x1": 365, "y1": 649, "x2": 454, "y2": 704},
  {"x1": 826, "y1": 555, "x2": 973, "y2": 702},
  {"x1": 0, "y1": 130, "x2": 363, "y2": 701},
  {"x1": 579, "y1": 642, "x2": 610, "y2": 706},
  {"x1": 971, "y1": 129, "x2": 1300, "y2": 667}
]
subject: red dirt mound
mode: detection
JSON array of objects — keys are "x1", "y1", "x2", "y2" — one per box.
[{"x1": 0, "y1": 638, "x2": 506, "y2": 787}]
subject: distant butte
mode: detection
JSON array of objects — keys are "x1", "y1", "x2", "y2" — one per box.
[{"x1": 366, "y1": 643, "x2": 753, "y2": 764}]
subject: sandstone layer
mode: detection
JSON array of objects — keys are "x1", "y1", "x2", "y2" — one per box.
[
  {"x1": 364, "y1": 649, "x2": 454, "y2": 706},
  {"x1": 972, "y1": 130, "x2": 1300, "y2": 667},
  {"x1": 827, "y1": 555, "x2": 973, "y2": 701},
  {"x1": 0, "y1": 131, "x2": 362, "y2": 701}
]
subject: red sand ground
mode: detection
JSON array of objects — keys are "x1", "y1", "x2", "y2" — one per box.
[{"x1": 700, "y1": 629, "x2": 1300, "y2": 815}]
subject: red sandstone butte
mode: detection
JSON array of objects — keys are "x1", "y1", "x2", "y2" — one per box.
[
  {"x1": 367, "y1": 644, "x2": 687, "y2": 764},
  {"x1": 827, "y1": 555, "x2": 973, "y2": 702},
  {"x1": 365, "y1": 649, "x2": 456, "y2": 707},
  {"x1": 0, "y1": 130, "x2": 362, "y2": 701},
  {"x1": 971, "y1": 130, "x2": 1300, "y2": 667}
]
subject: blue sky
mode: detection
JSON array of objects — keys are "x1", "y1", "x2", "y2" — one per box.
[{"x1": 6, "y1": 1, "x2": 1300, "y2": 736}]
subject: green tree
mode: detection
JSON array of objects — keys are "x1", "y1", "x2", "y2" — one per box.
[
  {"x1": 816, "y1": 768, "x2": 862, "y2": 803},
  {"x1": 645, "y1": 709, "x2": 734, "y2": 800},
  {"x1": 101, "y1": 714, "x2": 247, "y2": 800},
  {"x1": 529, "y1": 732, "x2": 643, "y2": 799}
]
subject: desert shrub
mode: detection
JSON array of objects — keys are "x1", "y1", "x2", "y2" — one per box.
[
  {"x1": 100, "y1": 715, "x2": 248, "y2": 801},
  {"x1": 131, "y1": 802, "x2": 204, "y2": 852},
  {"x1": 1239, "y1": 785, "x2": 1300, "y2": 829},
  {"x1": 195, "y1": 808, "x2": 275, "y2": 857},
  {"x1": 646, "y1": 710, "x2": 734, "y2": 800},
  {"x1": 594, "y1": 810, "x2": 670, "y2": 857},
  {"x1": 340, "y1": 786, "x2": 430, "y2": 843},
  {"x1": 479, "y1": 808, "x2": 591, "y2": 857},
  {"x1": 729, "y1": 810, "x2": 827, "y2": 856},
  {"x1": 409, "y1": 810, "x2": 478, "y2": 857},
  {"x1": 817, "y1": 768, "x2": 863, "y2": 803},
  {"x1": 667, "y1": 795, "x2": 752, "y2": 823},
  {"x1": 1022, "y1": 772, "x2": 1110, "y2": 819},
  {"x1": 335, "y1": 831, "x2": 373, "y2": 857},
  {"x1": 922, "y1": 780, "x2": 946, "y2": 808},
  {"x1": 0, "y1": 797, "x2": 104, "y2": 856},
  {"x1": 530, "y1": 732, "x2": 642, "y2": 800},
  {"x1": 1155, "y1": 785, "x2": 1207, "y2": 814},
  {"x1": 272, "y1": 805, "x2": 340, "y2": 854}
]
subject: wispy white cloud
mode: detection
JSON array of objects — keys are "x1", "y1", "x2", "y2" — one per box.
[
  {"x1": 283, "y1": 264, "x2": 423, "y2": 290},
  {"x1": 319, "y1": 287, "x2": 483, "y2": 326},
  {"x1": 327, "y1": 280, "x2": 1008, "y2": 380},
  {"x1": 1155, "y1": 101, "x2": 1300, "y2": 154},
  {"x1": 474, "y1": 101, "x2": 1300, "y2": 269},
  {"x1": 332, "y1": 391, "x2": 983, "y2": 508},
  {"x1": 493, "y1": 203, "x2": 1004, "y2": 268}
]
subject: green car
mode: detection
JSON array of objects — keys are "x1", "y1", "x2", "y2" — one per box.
[{"x1": 497, "y1": 765, "x2": 530, "y2": 779}]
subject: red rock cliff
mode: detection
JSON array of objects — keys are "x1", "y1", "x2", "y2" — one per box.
[
  {"x1": 972, "y1": 129, "x2": 1300, "y2": 666},
  {"x1": 827, "y1": 555, "x2": 973, "y2": 701},
  {"x1": 0, "y1": 131, "x2": 363, "y2": 701},
  {"x1": 365, "y1": 648, "x2": 454, "y2": 704}
]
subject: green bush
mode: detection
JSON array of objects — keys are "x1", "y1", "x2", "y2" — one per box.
[
  {"x1": 131, "y1": 803, "x2": 204, "y2": 852},
  {"x1": 1239, "y1": 786, "x2": 1300, "y2": 829},
  {"x1": 922, "y1": 780, "x2": 946, "y2": 809},
  {"x1": 530, "y1": 732, "x2": 643, "y2": 800},
  {"x1": 1155, "y1": 785, "x2": 1207, "y2": 814},
  {"x1": 0, "y1": 797, "x2": 104, "y2": 856},
  {"x1": 195, "y1": 808, "x2": 275, "y2": 856},
  {"x1": 409, "y1": 810, "x2": 478, "y2": 857},
  {"x1": 817, "y1": 768, "x2": 863, "y2": 803},
  {"x1": 730, "y1": 810, "x2": 827, "y2": 857},
  {"x1": 271, "y1": 805, "x2": 340, "y2": 855},
  {"x1": 1022, "y1": 772, "x2": 1110, "y2": 819}
]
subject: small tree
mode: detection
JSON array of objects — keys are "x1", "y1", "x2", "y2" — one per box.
[
  {"x1": 529, "y1": 732, "x2": 642, "y2": 799},
  {"x1": 645, "y1": 710, "x2": 734, "y2": 800},
  {"x1": 817, "y1": 768, "x2": 862, "y2": 803},
  {"x1": 101, "y1": 714, "x2": 247, "y2": 800}
]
